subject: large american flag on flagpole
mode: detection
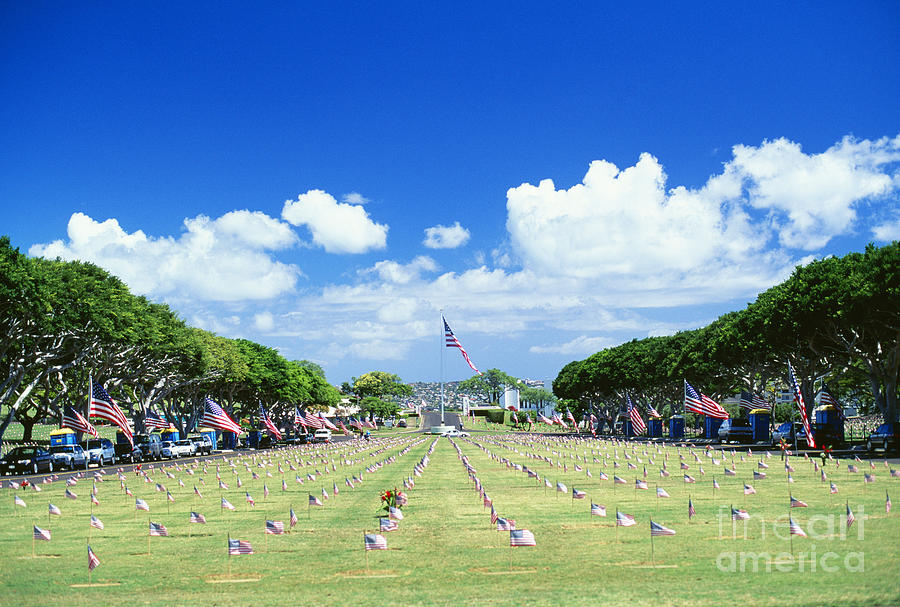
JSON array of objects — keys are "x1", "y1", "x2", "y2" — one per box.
[
  {"x1": 201, "y1": 397, "x2": 243, "y2": 434},
  {"x1": 89, "y1": 379, "x2": 133, "y2": 445},
  {"x1": 258, "y1": 405, "x2": 283, "y2": 441},
  {"x1": 443, "y1": 316, "x2": 481, "y2": 375},
  {"x1": 62, "y1": 405, "x2": 99, "y2": 437},
  {"x1": 684, "y1": 380, "x2": 729, "y2": 419},
  {"x1": 787, "y1": 362, "x2": 816, "y2": 448},
  {"x1": 144, "y1": 408, "x2": 170, "y2": 429},
  {"x1": 627, "y1": 395, "x2": 647, "y2": 434},
  {"x1": 739, "y1": 391, "x2": 771, "y2": 412}
]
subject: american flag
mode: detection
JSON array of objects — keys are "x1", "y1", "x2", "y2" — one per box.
[
  {"x1": 194, "y1": 485, "x2": 203, "y2": 498},
  {"x1": 683, "y1": 474, "x2": 696, "y2": 484},
  {"x1": 65, "y1": 488, "x2": 77, "y2": 500},
  {"x1": 90, "y1": 514, "x2": 104, "y2": 530},
  {"x1": 732, "y1": 508, "x2": 750, "y2": 521},
  {"x1": 753, "y1": 471, "x2": 766, "y2": 479},
  {"x1": 650, "y1": 520, "x2": 676, "y2": 536},
  {"x1": 739, "y1": 391, "x2": 771, "y2": 412},
  {"x1": 87, "y1": 545, "x2": 100, "y2": 570},
  {"x1": 616, "y1": 511, "x2": 636, "y2": 527},
  {"x1": 647, "y1": 405, "x2": 661, "y2": 418},
  {"x1": 887, "y1": 491, "x2": 892, "y2": 514},
  {"x1": 443, "y1": 316, "x2": 481, "y2": 375},
  {"x1": 846, "y1": 503, "x2": 855, "y2": 528},
  {"x1": 265, "y1": 520, "x2": 285, "y2": 535},
  {"x1": 62, "y1": 405, "x2": 99, "y2": 437},
  {"x1": 228, "y1": 539, "x2": 253, "y2": 555},
  {"x1": 864, "y1": 473, "x2": 875, "y2": 483},
  {"x1": 636, "y1": 479, "x2": 648, "y2": 490},
  {"x1": 309, "y1": 494, "x2": 323, "y2": 506},
  {"x1": 149, "y1": 522, "x2": 168, "y2": 536},
  {"x1": 789, "y1": 518, "x2": 807, "y2": 537},
  {"x1": 591, "y1": 503, "x2": 606, "y2": 516},
  {"x1": 380, "y1": 517, "x2": 398, "y2": 532},
  {"x1": 627, "y1": 395, "x2": 647, "y2": 434},
  {"x1": 167, "y1": 491, "x2": 175, "y2": 503},
  {"x1": 245, "y1": 492, "x2": 255, "y2": 506},
  {"x1": 89, "y1": 381, "x2": 133, "y2": 446},
  {"x1": 743, "y1": 484, "x2": 756, "y2": 495},
  {"x1": 294, "y1": 407, "x2": 304, "y2": 427},
  {"x1": 566, "y1": 409, "x2": 576, "y2": 425},
  {"x1": 688, "y1": 498, "x2": 695, "y2": 519},
  {"x1": 509, "y1": 529, "x2": 536, "y2": 547},
  {"x1": 572, "y1": 488, "x2": 586, "y2": 499},
  {"x1": 830, "y1": 482, "x2": 839, "y2": 494},
  {"x1": 787, "y1": 362, "x2": 816, "y2": 448},
  {"x1": 289, "y1": 508, "x2": 298, "y2": 528},
  {"x1": 614, "y1": 475, "x2": 627, "y2": 484},
  {"x1": 389, "y1": 506, "x2": 403, "y2": 520},
  {"x1": 790, "y1": 496, "x2": 808, "y2": 508},
  {"x1": 364, "y1": 533, "x2": 387, "y2": 550},
  {"x1": 201, "y1": 397, "x2": 242, "y2": 434},
  {"x1": 712, "y1": 478, "x2": 720, "y2": 489},
  {"x1": 221, "y1": 497, "x2": 235, "y2": 510},
  {"x1": 190, "y1": 511, "x2": 207, "y2": 524},
  {"x1": 303, "y1": 410, "x2": 324, "y2": 429},
  {"x1": 34, "y1": 525, "x2": 51, "y2": 541},
  {"x1": 318, "y1": 413, "x2": 338, "y2": 431},
  {"x1": 817, "y1": 384, "x2": 845, "y2": 419},
  {"x1": 14, "y1": 495, "x2": 26, "y2": 508},
  {"x1": 657, "y1": 487, "x2": 670, "y2": 498},
  {"x1": 683, "y1": 380, "x2": 729, "y2": 419},
  {"x1": 258, "y1": 405, "x2": 283, "y2": 441},
  {"x1": 496, "y1": 517, "x2": 514, "y2": 531},
  {"x1": 143, "y1": 408, "x2": 169, "y2": 429},
  {"x1": 556, "y1": 481, "x2": 567, "y2": 493}
]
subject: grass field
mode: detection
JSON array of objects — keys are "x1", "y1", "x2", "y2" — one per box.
[{"x1": 1, "y1": 433, "x2": 898, "y2": 606}]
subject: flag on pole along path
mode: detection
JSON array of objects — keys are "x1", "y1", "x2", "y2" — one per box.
[
  {"x1": 648, "y1": 405, "x2": 661, "y2": 418},
  {"x1": 89, "y1": 380, "x2": 133, "y2": 446},
  {"x1": 88, "y1": 545, "x2": 100, "y2": 570},
  {"x1": 309, "y1": 494, "x2": 323, "y2": 506},
  {"x1": 732, "y1": 508, "x2": 750, "y2": 521},
  {"x1": 221, "y1": 497, "x2": 235, "y2": 511},
  {"x1": 303, "y1": 410, "x2": 324, "y2": 429},
  {"x1": 265, "y1": 520, "x2": 285, "y2": 535},
  {"x1": 688, "y1": 498, "x2": 696, "y2": 519},
  {"x1": 34, "y1": 525, "x2": 51, "y2": 541},
  {"x1": 817, "y1": 384, "x2": 845, "y2": 419},
  {"x1": 149, "y1": 522, "x2": 168, "y2": 536},
  {"x1": 650, "y1": 520, "x2": 676, "y2": 536},
  {"x1": 657, "y1": 487, "x2": 670, "y2": 498},
  {"x1": 289, "y1": 508, "x2": 298, "y2": 528},
  {"x1": 228, "y1": 539, "x2": 253, "y2": 555},
  {"x1": 616, "y1": 511, "x2": 636, "y2": 527},
  {"x1": 443, "y1": 316, "x2": 481, "y2": 375},
  {"x1": 201, "y1": 397, "x2": 243, "y2": 434},
  {"x1": 510, "y1": 529, "x2": 536, "y2": 547},
  {"x1": 684, "y1": 380, "x2": 729, "y2": 419},
  {"x1": 496, "y1": 517, "x2": 514, "y2": 531},
  {"x1": 789, "y1": 518, "x2": 807, "y2": 537},
  {"x1": 65, "y1": 488, "x2": 77, "y2": 500},
  {"x1": 49, "y1": 503, "x2": 61, "y2": 516},
  {"x1": 136, "y1": 498, "x2": 150, "y2": 511},
  {"x1": 591, "y1": 503, "x2": 606, "y2": 516},
  {"x1": 790, "y1": 496, "x2": 808, "y2": 508},
  {"x1": 573, "y1": 488, "x2": 586, "y2": 499},
  {"x1": 62, "y1": 405, "x2": 99, "y2": 437},
  {"x1": 318, "y1": 413, "x2": 338, "y2": 431},
  {"x1": 14, "y1": 495, "x2": 26, "y2": 508},
  {"x1": 566, "y1": 409, "x2": 576, "y2": 426},
  {"x1": 389, "y1": 506, "x2": 403, "y2": 520},
  {"x1": 786, "y1": 362, "x2": 816, "y2": 448},
  {"x1": 627, "y1": 395, "x2": 647, "y2": 434},
  {"x1": 258, "y1": 405, "x2": 283, "y2": 441},
  {"x1": 364, "y1": 533, "x2": 388, "y2": 551},
  {"x1": 380, "y1": 517, "x2": 398, "y2": 532},
  {"x1": 739, "y1": 392, "x2": 771, "y2": 412},
  {"x1": 90, "y1": 514, "x2": 104, "y2": 530},
  {"x1": 190, "y1": 511, "x2": 207, "y2": 524},
  {"x1": 846, "y1": 504, "x2": 855, "y2": 528},
  {"x1": 143, "y1": 409, "x2": 169, "y2": 429},
  {"x1": 490, "y1": 507, "x2": 498, "y2": 525}
]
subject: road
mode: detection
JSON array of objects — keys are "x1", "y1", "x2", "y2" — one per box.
[{"x1": 420, "y1": 410, "x2": 461, "y2": 431}]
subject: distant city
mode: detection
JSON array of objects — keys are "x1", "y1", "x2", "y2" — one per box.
[{"x1": 405, "y1": 379, "x2": 545, "y2": 408}]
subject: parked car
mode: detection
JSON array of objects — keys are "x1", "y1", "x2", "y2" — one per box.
[
  {"x1": 49, "y1": 444, "x2": 87, "y2": 470},
  {"x1": 313, "y1": 429, "x2": 332, "y2": 443},
  {"x1": 772, "y1": 422, "x2": 808, "y2": 448},
  {"x1": 718, "y1": 418, "x2": 753, "y2": 444},
  {"x1": 115, "y1": 442, "x2": 144, "y2": 464},
  {"x1": 174, "y1": 439, "x2": 197, "y2": 457},
  {"x1": 135, "y1": 433, "x2": 163, "y2": 460},
  {"x1": 160, "y1": 441, "x2": 180, "y2": 459},
  {"x1": 441, "y1": 429, "x2": 469, "y2": 437},
  {"x1": 397, "y1": 419, "x2": 408, "y2": 428},
  {"x1": 189, "y1": 435, "x2": 213, "y2": 455},
  {"x1": 83, "y1": 438, "x2": 116, "y2": 466},
  {"x1": 867, "y1": 422, "x2": 900, "y2": 453},
  {"x1": 1, "y1": 446, "x2": 54, "y2": 475}
]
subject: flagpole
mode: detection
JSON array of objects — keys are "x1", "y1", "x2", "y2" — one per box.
[
  {"x1": 439, "y1": 309, "x2": 445, "y2": 426},
  {"x1": 650, "y1": 518, "x2": 655, "y2": 565}
]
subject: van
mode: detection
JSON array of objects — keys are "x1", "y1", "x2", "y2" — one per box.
[
  {"x1": 313, "y1": 429, "x2": 332, "y2": 444},
  {"x1": 135, "y1": 433, "x2": 163, "y2": 460}
]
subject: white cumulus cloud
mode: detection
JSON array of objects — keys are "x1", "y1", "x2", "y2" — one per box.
[
  {"x1": 282, "y1": 189, "x2": 388, "y2": 254},
  {"x1": 529, "y1": 335, "x2": 618, "y2": 355},
  {"x1": 30, "y1": 211, "x2": 300, "y2": 302},
  {"x1": 423, "y1": 221, "x2": 471, "y2": 249}
]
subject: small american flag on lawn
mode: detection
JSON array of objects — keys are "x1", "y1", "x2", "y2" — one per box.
[
  {"x1": 616, "y1": 511, "x2": 636, "y2": 526},
  {"x1": 830, "y1": 482, "x2": 839, "y2": 494},
  {"x1": 509, "y1": 529, "x2": 536, "y2": 547},
  {"x1": 744, "y1": 484, "x2": 756, "y2": 495},
  {"x1": 636, "y1": 479, "x2": 648, "y2": 490},
  {"x1": 590, "y1": 503, "x2": 606, "y2": 517},
  {"x1": 228, "y1": 539, "x2": 253, "y2": 555},
  {"x1": 149, "y1": 522, "x2": 168, "y2": 536},
  {"x1": 688, "y1": 498, "x2": 695, "y2": 519},
  {"x1": 221, "y1": 497, "x2": 235, "y2": 510},
  {"x1": 289, "y1": 508, "x2": 298, "y2": 528},
  {"x1": 683, "y1": 474, "x2": 696, "y2": 484},
  {"x1": 556, "y1": 481, "x2": 567, "y2": 493},
  {"x1": 90, "y1": 514, "x2": 104, "y2": 530},
  {"x1": 496, "y1": 517, "x2": 514, "y2": 531},
  {"x1": 846, "y1": 503, "x2": 855, "y2": 528},
  {"x1": 65, "y1": 488, "x2": 77, "y2": 500},
  {"x1": 657, "y1": 487, "x2": 670, "y2": 498},
  {"x1": 309, "y1": 494, "x2": 323, "y2": 506},
  {"x1": 265, "y1": 520, "x2": 285, "y2": 535},
  {"x1": 789, "y1": 518, "x2": 807, "y2": 537},
  {"x1": 136, "y1": 498, "x2": 150, "y2": 511},
  {"x1": 572, "y1": 488, "x2": 586, "y2": 499},
  {"x1": 14, "y1": 495, "x2": 25, "y2": 508},
  {"x1": 364, "y1": 533, "x2": 387, "y2": 550},
  {"x1": 650, "y1": 520, "x2": 676, "y2": 536},
  {"x1": 245, "y1": 492, "x2": 255, "y2": 506},
  {"x1": 49, "y1": 502, "x2": 61, "y2": 516},
  {"x1": 732, "y1": 508, "x2": 750, "y2": 521},
  {"x1": 34, "y1": 525, "x2": 51, "y2": 541},
  {"x1": 790, "y1": 496, "x2": 808, "y2": 508},
  {"x1": 380, "y1": 517, "x2": 398, "y2": 532},
  {"x1": 88, "y1": 545, "x2": 100, "y2": 570},
  {"x1": 389, "y1": 506, "x2": 403, "y2": 520},
  {"x1": 190, "y1": 511, "x2": 207, "y2": 524}
]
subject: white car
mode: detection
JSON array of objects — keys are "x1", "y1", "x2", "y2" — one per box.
[
  {"x1": 442, "y1": 429, "x2": 469, "y2": 437},
  {"x1": 160, "y1": 441, "x2": 180, "y2": 459},
  {"x1": 174, "y1": 439, "x2": 197, "y2": 457}
]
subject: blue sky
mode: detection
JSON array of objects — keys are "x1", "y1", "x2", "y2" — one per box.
[{"x1": 2, "y1": 2, "x2": 899, "y2": 387}]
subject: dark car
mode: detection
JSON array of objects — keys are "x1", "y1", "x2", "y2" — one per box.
[
  {"x1": 115, "y1": 442, "x2": 144, "y2": 463},
  {"x1": 772, "y1": 422, "x2": 808, "y2": 448},
  {"x1": 867, "y1": 422, "x2": 900, "y2": 453},
  {"x1": 397, "y1": 419, "x2": 408, "y2": 428},
  {"x1": 1, "y1": 446, "x2": 54, "y2": 475},
  {"x1": 718, "y1": 418, "x2": 753, "y2": 444},
  {"x1": 135, "y1": 433, "x2": 163, "y2": 460}
]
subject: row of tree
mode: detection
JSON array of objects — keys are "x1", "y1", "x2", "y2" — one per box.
[
  {"x1": 0, "y1": 237, "x2": 341, "y2": 442},
  {"x1": 552, "y1": 242, "x2": 900, "y2": 426}
]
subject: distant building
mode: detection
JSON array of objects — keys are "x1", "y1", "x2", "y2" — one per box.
[{"x1": 521, "y1": 379, "x2": 544, "y2": 389}]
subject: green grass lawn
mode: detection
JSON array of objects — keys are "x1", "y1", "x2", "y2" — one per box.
[{"x1": 0, "y1": 434, "x2": 897, "y2": 606}]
